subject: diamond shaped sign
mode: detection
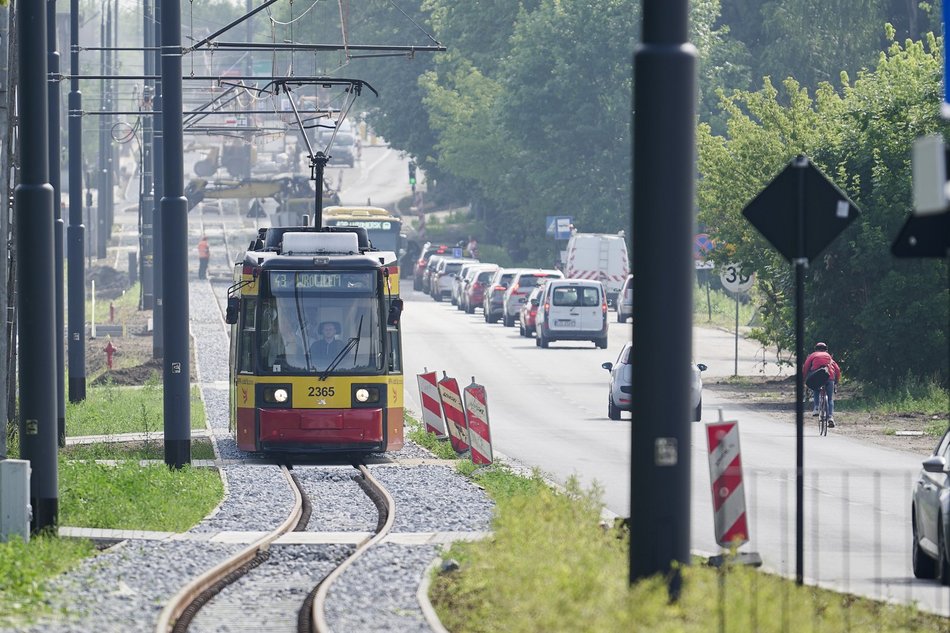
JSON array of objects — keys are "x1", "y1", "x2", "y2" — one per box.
[{"x1": 742, "y1": 156, "x2": 860, "y2": 262}]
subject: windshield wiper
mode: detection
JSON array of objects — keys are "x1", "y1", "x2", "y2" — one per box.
[{"x1": 320, "y1": 335, "x2": 359, "y2": 381}]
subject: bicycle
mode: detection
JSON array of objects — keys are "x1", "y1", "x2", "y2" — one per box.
[{"x1": 816, "y1": 385, "x2": 830, "y2": 436}]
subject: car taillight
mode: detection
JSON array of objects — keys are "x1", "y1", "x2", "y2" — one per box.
[
  {"x1": 472, "y1": 282, "x2": 482, "y2": 290},
  {"x1": 511, "y1": 283, "x2": 522, "y2": 295},
  {"x1": 494, "y1": 285, "x2": 506, "y2": 291},
  {"x1": 602, "y1": 301, "x2": 608, "y2": 314}
]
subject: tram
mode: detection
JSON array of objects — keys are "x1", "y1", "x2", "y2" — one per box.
[
  {"x1": 225, "y1": 226, "x2": 404, "y2": 454},
  {"x1": 322, "y1": 205, "x2": 404, "y2": 256}
]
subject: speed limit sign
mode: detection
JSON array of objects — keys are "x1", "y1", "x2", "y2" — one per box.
[{"x1": 720, "y1": 263, "x2": 754, "y2": 293}]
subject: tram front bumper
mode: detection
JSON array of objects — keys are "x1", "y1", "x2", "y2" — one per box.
[{"x1": 258, "y1": 407, "x2": 384, "y2": 447}]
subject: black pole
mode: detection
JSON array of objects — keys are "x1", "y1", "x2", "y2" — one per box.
[
  {"x1": 140, "y1": 0, "x2": 154, "y2": 310},
  {"x1": 153, "y1": 0, "x2": 164, "y2": 358},
  {"x1": 48, "y1": 0, "x2": 66, "y2": 446},
  {"x1": 67, "y1": 0, "x2": 86, "y2": 403},
  {"x1": 794, "y1": 156, "x2": 807, "y2": 585},
  {"x1": 630, "y1": 0, "x2": 696, "y2": 596},
  {"x1": 104, "y1": 2, "x2": 114, "y2": 242},
  {"x1": 96, "y1": 10, "x2": 107, "y2": 259},
  {"x1": 160, "y1": 0, "x2": 190, "y2": 467},
  {"x1": 313, "y1": 153, "x2": 328, "y2": 227},
  {"x1": 17, "y1": 0, "x2": 59, "y2": 533}
]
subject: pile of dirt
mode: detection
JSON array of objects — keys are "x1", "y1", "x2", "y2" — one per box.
[
  {"x1": 87, "y1": 265, "x2": 131, "y2": 300},
  {"x1": 91, "y1": 358, "x2": 163, "y2": 386}
]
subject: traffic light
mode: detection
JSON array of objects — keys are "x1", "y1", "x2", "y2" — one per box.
[{"x1": 408, "y1": 161, "x2": 417, "y2": 186}]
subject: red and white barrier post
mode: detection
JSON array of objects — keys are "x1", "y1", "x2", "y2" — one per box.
[
  {"x1": 463, "y1": 379, "x2": 493, "y2": 465},
  {"x1": 437, "y1": 373, "x2": 470, "y2": 454},
  {"x1": 705, "y1": 420, "x2": 749, "y2": 548},
  {"x1": 416, "y1": 369, "x2": 447, "y2": 438}
]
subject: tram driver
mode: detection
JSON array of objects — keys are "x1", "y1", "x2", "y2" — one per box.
[{"x1": 310, "y1": 321, "x2": 345, "y2": 367}]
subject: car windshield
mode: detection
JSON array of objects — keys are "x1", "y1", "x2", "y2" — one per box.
[
  {"x1": 258, "y1": 270, "x2": 382, "y2": 375},
  {"x1": 444, "y1": 262, "x2": 463, "y2": 274},
  {"x1": 476, "y1": 271, "x2": 495, "y2": 282}
]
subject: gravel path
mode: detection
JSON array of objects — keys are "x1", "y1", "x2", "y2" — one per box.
[{"x1": 2, "y1": 254, "x2": 495, "y2": 633}]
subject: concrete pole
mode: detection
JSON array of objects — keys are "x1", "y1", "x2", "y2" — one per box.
[
  {"x1": 67, "y1": 0, "x2": 86, "y2": 403},
  {"x1": 16, "y1": 0, "x2": 59, "y2": 532},
  {"x1": 152, "y1": 0, "x2": 164, "y2": 358},
  {"x1": 48, "y1": 0, "x2": 65, "y2": 446},
  {"x1": 630, "y1": 0, "x2": 696, "y2": 596},
  {"x1": 159, "y1": 0, "x2": 190, "y2": 467}
]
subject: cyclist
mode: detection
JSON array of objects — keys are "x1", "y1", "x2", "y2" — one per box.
[{"x1": 803, "y1": 342, "x2": 841, "y2": 427}]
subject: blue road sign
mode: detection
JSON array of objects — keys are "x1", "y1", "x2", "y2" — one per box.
[{"x1": 546, "y1": 215, "x2": 573, "y2": 240}]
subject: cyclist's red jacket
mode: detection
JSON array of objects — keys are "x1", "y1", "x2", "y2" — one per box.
[{"x1": 803, "y1": 351, "x2": 840, "y2": 382}]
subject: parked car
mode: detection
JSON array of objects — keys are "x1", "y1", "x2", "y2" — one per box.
[
  {"x1": 327, "y1": 132, "x2": 358, "y2": 167},
  {"x1": 463, "y1": 266, "x2": 499, "y2": 314},
  {"x1": 452, "y1": 262, "x2": 485, "y2": 307},
  {"x1": 601, "y1": 342, "x2": 706, "y2": 421},
  {"x1": 912, "y1": 428, "x2": 950, "y2": 584},
  {"x1": 431, "y1": 258, "x2": 470, "y2": 301},
  {"x1": 421, "y1": 255, "x2": 446, "y2": 295},
  {"x1": 502, "y1": 269, "x2": 564, "y2": 327},
  {"x1": 413, "y1": 243, "x2": 449, "y2": 290},
  {"x1": 518, "y1": 286, "x2": 544, "y2": 337},
  {"x1": 534, "y1": 279, "x2": 608, "y2": 348},
  {"x1": 616, "y1": 274, "x2": 633, "y2": 323},
  {"x1": 483, "y1": 268, "x2": 523, "y2": 324}
]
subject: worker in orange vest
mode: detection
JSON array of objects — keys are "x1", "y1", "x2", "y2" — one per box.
[{"x1": 197, "y1": 235, "x2": 211, "y2": 279}]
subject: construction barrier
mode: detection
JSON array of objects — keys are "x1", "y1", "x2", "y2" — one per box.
[
  {"x1": 705, "y1": 420, "x2": 749, "y2": 547},
  {"x1": 416, "y1": 370, "x2": 447, "y2": 438},
  {"x1": 437, "y1": 374, "x2": 470, "y2": 454},
  {"x1": 463, "y1": 380, "x2": 493, "y2": 465}
]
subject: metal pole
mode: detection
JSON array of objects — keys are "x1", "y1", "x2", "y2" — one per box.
[
  {"x1": 67, "y1": 0, "x2": 86, "y2": 403},
  {"x1": 140, "y1": 0, "x2": 154, "y2": 310},
  {"x1": 153, "y1": 0, "x2": 164, "y2": 358},
  {"x1": 630, "y1": 0, "x2": 696, "y2": 597},
  {"x1": 794, "y1": 155, "x2": 807, "y2": 585},
  {"x1": 48, "y1": 0, "x2": 66, "y2": 446},
  {"x1": 17, "y1": 0, "x2": 59, "y2": 532},
  {"x1": 734, "y1": 291, "x2": 739, "y2": 377},
  {"x1": 0, "y1": 1, "x2": 11, "y2": 452},
  {"x1": 160, "y1": 0, "x2": 190, "y2": 467},
  {"x1": 96, "y1": 10, "x2": 107, "y2": 259}
]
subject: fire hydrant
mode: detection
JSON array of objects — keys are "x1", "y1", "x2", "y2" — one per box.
[{"x1": 104, "y1": 337, "x2": 116, "y2": 370}]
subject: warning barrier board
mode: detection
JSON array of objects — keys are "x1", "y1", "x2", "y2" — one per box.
[
  {"x1": 463, "y1": 382, "x2": 492, "y2": 465},
  {"x1": 706, "y1": 421, "x2": 749, "y2": 548},
  {"x1": 437, "y1": 375, "x2": 469, "y2": 454},
  {"x1": 416, "y1": 371, "x2": 447, "y2": 438}
]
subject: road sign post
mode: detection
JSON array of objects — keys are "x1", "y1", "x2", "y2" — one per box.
[
  {"x1": 742, "y1": 155, "x2": 859, "y2": 585},
  {"x1": 720, "y1": 264, "x2": 754, "y2": 376}
]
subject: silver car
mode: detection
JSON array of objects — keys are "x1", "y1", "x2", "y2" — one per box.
[
  {"x1": 616, "y1": 274, "x2": 633, "y2": 323},
  {"x1": 912, "y1": 428, "x2": 950, "y2": 584},
  {"x1": 501, "y1": 269, "x2": 563, "y2": 327},
  {"x1": 601, "y1": 342, "x2": 706, "y2": 421}
]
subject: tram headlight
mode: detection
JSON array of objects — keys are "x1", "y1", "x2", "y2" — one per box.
[
  {"x1": 261, "y1": 384, "x2": 292, "y2": 406},
  {"x1": 351, "y1": 384, "x2": 381, "y2": 406}
]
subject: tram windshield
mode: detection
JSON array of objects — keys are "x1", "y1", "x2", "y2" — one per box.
[{"x1": 259, "y1": 270, "x2": 382, "y2": 375}]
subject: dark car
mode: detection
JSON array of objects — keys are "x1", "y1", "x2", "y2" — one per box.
[
  {"x1": 912, "y1": 428, "x2": 950, "y2": 584},
  {"x1": 483, "y1": 268, "x2": 523, "y2": 324},
  {"x1": 413, "y1": 243, "x2": 449, "y2": 291}
]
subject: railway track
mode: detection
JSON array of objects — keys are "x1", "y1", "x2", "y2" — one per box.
[{"x1": 155, "y1": 462, "x2": 395, "y2": 633}]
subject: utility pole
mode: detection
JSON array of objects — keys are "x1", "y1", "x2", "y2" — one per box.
[
  {"x1": 160, "y1": 0, "x2": 190, "y2": 467},
  {"x1": 96, "y1": 9, "x2": 107, "y2": 259},
  {"x1": 630, "y1": 0, "x2": 696, "y2": 597},
  {"x1": 17, "y1": 0, "x2": 59, "y2": 532},
  {"x1": 67, "y1": 0, "x2": 86, "y2": 403},
  {"x1": 140, "y1": 0, "x2": 154, "y2": 310},
  {"x1": 48, "y1": 0, "x2": 66, "y2": 447}
]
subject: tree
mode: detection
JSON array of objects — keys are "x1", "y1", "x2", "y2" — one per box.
[{"x1": 698, "y1": 30, "x2": 948, "y2": 387}]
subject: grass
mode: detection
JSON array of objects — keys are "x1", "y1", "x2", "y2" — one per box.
[
  {"x1": 408, "y1": 413, "x2": 949, "y2": 632},
  {"x1": 694, "y1": 278, "x2": 759, "y2": 329},
  {"x1": 66, "y1": 378, "x2": 206, "y2": 435},
  {"x1": 86, "y1": 281, "x2": 142, "y2": 325},
  {"x1": 60, "y1": 438, "x2": 217, "y2": 461},
  {"x1": 0, "y1": 535, "x2": 97, "y2": 627},
  {"x1": 837, "y1": 376, "x2": 948, "y2": 437}
]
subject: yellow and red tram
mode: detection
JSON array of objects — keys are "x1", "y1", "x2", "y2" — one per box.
[{"x1": 226, "y1": 227, "x2": 404, "y2": 454}]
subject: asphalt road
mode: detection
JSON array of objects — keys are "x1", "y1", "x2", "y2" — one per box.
[{"x1": 400, "y1": 287, "x2": 950, "y2": 616}]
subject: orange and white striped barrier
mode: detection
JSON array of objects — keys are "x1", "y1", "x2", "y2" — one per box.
[
  {"x1": 463, "y1": 380, "x2": 492, "y2": 465},
  {"x1": 705, "y1": 420, "x2": 749, "y2": 547},
  {"x1": 437, "y1": 374, "x2": 469, "y2": 454},
  {"x1": 416, "y1": 370, "x2": 446, "y2": 438}
]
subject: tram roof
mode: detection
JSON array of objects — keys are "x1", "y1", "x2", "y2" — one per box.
[{"x1": 243, "y1": 250, "x2": 384, "y2": 270}]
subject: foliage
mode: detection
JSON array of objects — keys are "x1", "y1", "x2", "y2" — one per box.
[
  {"x1": 0, "y1": 535, "x2": 96, "y2": 627},
  {"x1": 65, "y1": 381, "x2": 206, "y2": 435},
  {"x1": 430, "y1": 473, "x2": 944, "y2": 633},
  {"x1": 59, "y1": 460, "x2": 222, "y2": 531},
  {"x1": 697, "y1": 33, "x2": 948, "y2": 388}
]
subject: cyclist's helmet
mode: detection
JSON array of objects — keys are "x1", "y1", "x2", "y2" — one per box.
[{"x1": 814, "y1": 342, "x2": 828, "y2": 351}]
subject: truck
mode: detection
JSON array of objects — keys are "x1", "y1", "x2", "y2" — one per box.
[{"x1": 562, "y1": 231, "x2": 630, "y2": 306}]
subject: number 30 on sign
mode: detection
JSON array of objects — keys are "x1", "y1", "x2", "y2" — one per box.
[{"x1": 719, "y1": 263, "x2": 754, "y2": 294}]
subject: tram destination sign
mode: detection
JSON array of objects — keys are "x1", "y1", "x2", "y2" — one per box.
[
  {"x1": 329, "y1": 220, "x2": 395, "y2": 230},
  {"x1": 269, "y1": 271, "x2": 375, "y2": 292}
]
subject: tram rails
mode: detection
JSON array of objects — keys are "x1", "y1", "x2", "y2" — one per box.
[{"x1": 155, "y1": 461, "x2": 395, "y2": 633}]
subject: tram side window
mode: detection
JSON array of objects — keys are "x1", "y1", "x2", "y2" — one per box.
[
  {"x1": 387, "y1": 328, "x2": 402, "y2": 372},
  {"x1": 238, "y1": 298, "x2": 257, "y2": 372}
]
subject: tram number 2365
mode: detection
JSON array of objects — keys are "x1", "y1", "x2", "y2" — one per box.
[{"x1": 308, "y1": 386, "x2": 336, "y2": 398}]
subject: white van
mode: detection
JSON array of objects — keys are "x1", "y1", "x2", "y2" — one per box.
[
  {"x1": 534, "y1": 279, "x2": 608, "y2": 349},
  {"x1": 562, "y1": 232, "x2": 629, "y2": 306}
]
